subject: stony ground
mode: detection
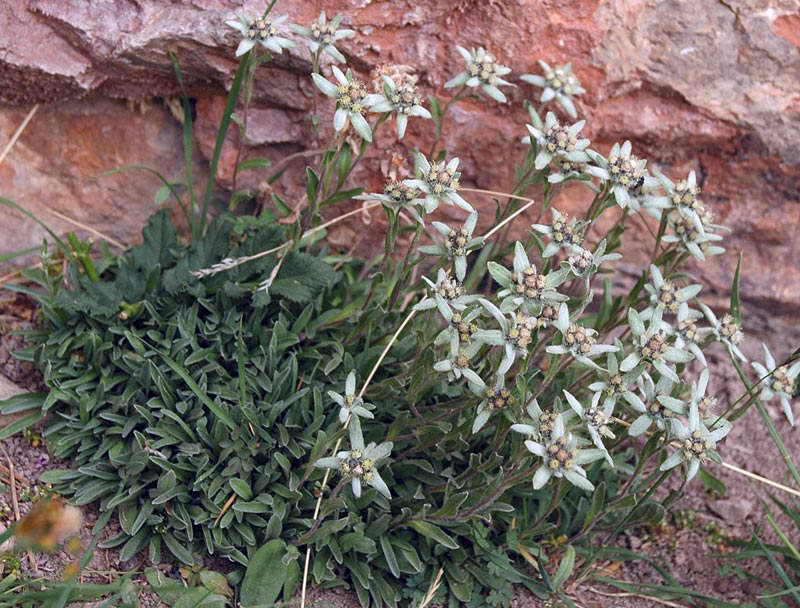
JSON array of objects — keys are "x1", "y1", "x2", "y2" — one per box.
[{"x1": 1, "y1": 290, "x2": 797, "y2": 607}]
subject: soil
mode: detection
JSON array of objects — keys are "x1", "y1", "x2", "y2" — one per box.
[{"x1": 1, "y1": 289, "x2": 798, "y2": 608}]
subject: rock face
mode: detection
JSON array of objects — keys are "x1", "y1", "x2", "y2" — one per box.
[{"x1": 1, "y1": 0, "x2": 799, "y2": 330}]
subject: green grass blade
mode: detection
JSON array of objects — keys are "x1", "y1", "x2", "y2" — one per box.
[
  {"x1": 0, "y1": 245, "x2": 39, "y2": 263},
  {"x1": 730, "y1": 252, "x2": 742, "y2": 323},
  {"x1": 0, "y1": 411, "x2": 45, "y2": 439},
  {"x1": 754, "y1": 533, "x2": 800, "y2": 605},
  {"x1": 0, "y1": 197, "x2": 69, "y2": 254},
  {"x1": 200, "y1": 55, "x2": 249, "y2": 235},
  {"x1": 169, "y1": 52, "x2": 198, "y2": 239},
  {"x1": 765, "y1": 509, "x2": 800, "y2": 561}
]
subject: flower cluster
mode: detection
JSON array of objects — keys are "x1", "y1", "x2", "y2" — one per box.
[{"x1": 231, "y1": 24, "x2": 767, "y2": 510}]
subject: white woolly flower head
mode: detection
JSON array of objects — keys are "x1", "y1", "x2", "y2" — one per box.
[
  {"x1": 290, "y1": 11, "x2": 355, "y2": 63},
  {"x1": 445, "y1": 46, "x2": 515, "y2": 103},
  {"x1": 403, "y1": 153, "x2": 474, "y2": 213},
  {"x1": 226, "y1": 14, "x2": 295, "y2": 56},
  {"x1": 311, "y1": 66, "x2": 375, "y2": 141},
  {"x1": 314, "y1": 422, "x2": 393, "y2": 499},
  {"x1": 364, "y1": 75, "x2": 432, "y2": 139},
  {"x1": 752, "y1": 344, "x2": 800, "y2": 425},
  {"x1": 520, "y1": 61, "x2": 585, "y2": 117}
]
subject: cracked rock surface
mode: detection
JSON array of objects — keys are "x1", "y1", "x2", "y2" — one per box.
[{"x1": 1, "y1": 0, "x2": 798, "y2": 325}]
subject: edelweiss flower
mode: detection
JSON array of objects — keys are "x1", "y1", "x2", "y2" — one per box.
[
  {"x1": 511, "y1": 399, "x2": 562, "y2": 444},
  {"x1": 434, "y1": 306, "x2": 482, "y2": 348},
  {"x1": 520, "y1": 61, "x2": 585, "y2": 118},
  {"x1": 226, "y1": 14, "x2": 295, "y2": 57},
  {"x1": 446, "y1": 46, "x2": 514, "y2": 103},
  {"x1": 354, "y1": 179, "x2": 426, "y2": 225},
  {"x1": 563, "y1": 390, "x2": 614, "y2": 465},
  {"x1": 419, "y1": 213, "x2": 482, "y2": 281},
  {"x1": 532, "y1": 304, "x2": 561, "y2": 331},
  {"x1": 524, "y1": 112, "x2": 590, "y2": 170},
  {"x1": 698, "y1": 304, "x2": 746, "y2": 362},
  {"x1": 640, "y1": 265, "x2": 702, "y2": 320},
  {"x1": 312, "y1": 66, "x2": 374, "y2": 141},
  {"x1": 660, "y1": 397, "x2": 730, "y2": 481},
  {"x1": 328, "y1": 370, "x2": 374, "y2": 424},
  {"x1": 364, "y1": 76, "x2": 431, "y2": 139},
  {"x1": 546, "y1": 303, "x2": 618, "y2": 370},
  {"x1": 487, "y1": 242, "x2": 570, "y2": 314},
  {"x1": 414, "y1": 269, "x2": 479, "y2": 319},
  {"x1": 523, "y1": 421, "x2": 606, "y2": 492},
  {"x1": 564, "y1": 239, "x2": 621, "y2": 279},
  {"x1": 404, "y1": 153, "x2": 474, "y2": 213},
  {"x1": 685, "y1": 368, "x2": 732, "y2": 433},
  {"x1": 649, "y1": 170, "x2": 706, "y2": 234},
  {"x1": 290, "y1": 11, "x2": 355, "y2": 63},
  {"x1": 433, "y1": 338, "x2": 485, "y2": 387},
  {"x1": 620, "y1": 308, "x2": 693, "y2": 382},
  {"x1": 588, "y1": 347, "x2": 639, "y2": 411},
  {"x1": 314, "y1": 424, "x2": 392, "y2": 498},
  {"x1": 476, "y1": 299, "x2": 539, "y2": 376},
  {"x1": 671, "y1": 305, "x2": 712, "y2": 367},
  {"x1": 532, "y1": 208, "x2": 586, "y2": 258},
  {"x1": 586, "y1": 142, "x2": 659, "y2": 211},
  {"x1": 751, "y1": 344, "x2": 800, "y2": 425},
  {"x1": 472, "y1": 381, "x2": 517, "y2": 433},
  {"x1": 661, "y1": 210, "x2": 726, "y2": 262},
  {"x1": 625, "y1": 374, "x2": 685, "y2": 437},
  {"x1": 548, "y1": 157, "x2": 591, "y2": 184}
]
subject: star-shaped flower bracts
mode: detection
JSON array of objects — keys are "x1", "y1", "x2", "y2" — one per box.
[
  {"x1": 226, "y1": 14, "x2": 295, "y2": 57},
  {"x1": 752, "y1": 344, "x2": 800, "y2": 425},
  {"x1": 446, "y1": 46, "x2": 514, "y2": 103},
  {"x1": 314, "y1": 423, "x2": 393, "y2": 499}
]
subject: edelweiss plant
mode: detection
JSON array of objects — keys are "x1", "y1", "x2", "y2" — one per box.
[{"x1": 6, "y1": 6, "x2": 796, "y2": 608}]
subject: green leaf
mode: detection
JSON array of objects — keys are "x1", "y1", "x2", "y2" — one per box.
[
  {"x1": 552, "y1": 545, "x2": 575, "y2": 590},
  {"x1": 0, "y1": 391, "x2": 46, "y2": 414},
  {"x1": 0, "y1": 411, "x2": 44, "y2": 439},
  {"x1": 305, "y1": 167, "x2": 320, "y2": 204},
  {"x1": 236, "y1": 157, "x2": 271, "y2": 172},
  {"x1": 239, "y1": 539, "x2": 288, "y2": 608},
  {"x1": 162, "y1": 532, "x2": 195, "y2": 565},
  {"x1": 730, "y1": 252, "x2": 742, "y2": 323},
  {"x1": 201, "y1": 55, "x2": 248, "y2": 234},
  {"x1": 427, "y1": 94, "x2": 443, "y2": 124},
  {"x1": 129, "y1": 209, "x2": 178, "y2": 271},
  {"x1": 39, "y1": 469, "x2": 81, "y2": 484},
  {"x1": 380, "y1": 536, "x2": 400, "y2": 578},
  {"x1": 699, "y1": 468, "x2": 727, "y2": 497},
  {"x1": 229, "y1": 479, "x2": 253, "y2": 501},
  {"x1": 154, "y1": 183, "x2": 173, "y2": 206},
  {"x1": 160, "y1": 353, "x2": 235, "y2": 429},
  {"x1": 582, "y1": 481, "x2": 606, "y2": 531},
  {"x1": 407, "y1": 521, "x2": 459, "y2": 550}
]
